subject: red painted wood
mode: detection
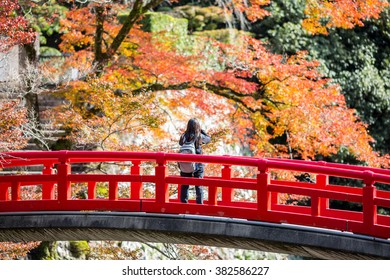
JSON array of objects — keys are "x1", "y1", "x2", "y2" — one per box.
[
  {"x1": 0, "y1": 151, "x2": 389, "y2": 239},
  {"x1": 130, "y1": 160, "x2": 142, "y2": 200},
  {"x1": 11, "y1": 181, "x2": 20, "y2": 201},
  {"x1": 0, "y1": 183, "x2": 9, "y2": 201},
  {"x1": 221, "y1": 164, "x2": 232, "y2": 203},
  {"x1": 88, "y1": 182, "x2": 96, "y2": 199},
  {"x1": 42, "y1": 163, "x2": 56, "y2": 200}
]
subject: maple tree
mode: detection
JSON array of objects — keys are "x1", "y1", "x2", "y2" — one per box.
[
  {"x1": 0, "y1": 242, "x2": 41, "y2": 260},
  {"x1": 57, "y1": 0, "x2": 272, "y2": 72},
  {"x1": 0, "y1": 0, "x2": 35, "y2": 52},
  {"x1": 50, "y1": 33, "x2": 231, "y2": 153},
  {"x1": 207, "y1": 38, "x2": 381, "y2": 162},
  {"x1": 0, "y1": 101, "x2": 28, "y2": 151},
  {"x1": 303, "y1": 0, "x2": 390, "y2": 34},
  {"x1": 55, "y1": 0, "x2": 390, "y2": 76},
  {"x1": 50, "y1": 0, "x2": 390, "y2": 168},
  {"x1": 255, "y1": 0, "x2": 390, "y2": 157},
  {"x1": 50, "y1": 75, "x2": 168, "y2": 151}
]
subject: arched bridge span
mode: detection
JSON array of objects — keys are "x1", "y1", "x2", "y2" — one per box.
[
  {"x1": 0, "y1": 151, "x2": 389, "y2": 259},
  {"x1": 1, "y1": 212, "x2": 389, "y2": 260}
]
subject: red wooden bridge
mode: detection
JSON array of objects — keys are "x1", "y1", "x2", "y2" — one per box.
[{"x1": 0, "y1": 151, "x2": 389, "y2": 258}]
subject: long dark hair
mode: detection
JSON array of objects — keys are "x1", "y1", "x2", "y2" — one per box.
[{"x1": 184, "y1": 118, "x2": 201, "y2": 148}]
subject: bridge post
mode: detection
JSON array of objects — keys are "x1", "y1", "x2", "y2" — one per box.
[
  {"x1": 131, "y1": 160, "x2": 142, "y2": 200},
  {"x1": 208, "y1": 185, "x2": 218, "y2": 205},
  {"x1": 88, "y1": 182, "x2": 96, "y2": 199},
  {"x1": 57, "y1": 153, "x2": 71, "y2": 203},
  {"x1": 11, "y1": 181, "x2": 21, "y2": 201},
  {"x1": 0, "y1": 183, "x2": 9, "y2": 201},
  {"x1": 257, "y1": 159, "x2": 270, "y2": 218},
  {"x1": 311, "y1": 174, "x2": 329, "y2": 217},
  {"x1": 109, "y1": 180, "x2": 118, "y2": 200},
  {"x1": 221, "y1": 164, "x2": 232, "y2": 204},
  {"x1": 42, "y1": 163, "x2": 55, "y2": 200},
  {"x1": 155, "y1": 153, "x2": 168, "y2": 204},
  {"x1": 363, "y1": 171, "x2": 377, "y2": 234}
]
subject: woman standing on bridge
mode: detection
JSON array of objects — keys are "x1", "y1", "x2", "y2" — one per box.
[{"x1": 179, "y1": 118, "x2": 211, "y2": 204}]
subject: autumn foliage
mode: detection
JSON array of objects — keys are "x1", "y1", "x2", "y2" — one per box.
[
  {"x1": 303, "y1": 0, "x2": 390, "y2": 34},
  {"x1": 0, "y1": 0, "x2": 36, "y2": 152},
  {"x1": 0, "y1": 0, "x2": 35, "y2": 52},
  {"x1": 1, "y1": 0, "x2": 388, "y2": 162},
  {"x1": 0, "y1": 100, "x2": 28, "y2": 151},
  {"x1": 0, "y1": 0, "x2": 389, "y2": 260},
  {"x1": 49, "y1": 1, "x2": 389, "y2": 168},
  {"x1": 208, "y1": 37, "x2": 381, "y2": 164},
  {"x1": 0, "y1": 242, "x2": 41, "y2": 260}
]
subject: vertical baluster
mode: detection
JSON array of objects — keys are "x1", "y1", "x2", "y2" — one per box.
[
  {"x1": 131, "y1": 160, "x2": 142, "y2": 200},
  {"x1": 363, "y1": 171, "x2": 377, "y2": 234},
  {"x1": 42, "y1": 163, "x2": 55, "y2": 200},
  {"x1": 0, "y1": 183, "x2": 9, "y2": 201},
  {"x1": 88, "y1": 181, "x2": 96, "y2": 199},
  {"x1": 270, "y1": 191, "x2": 278, "y2": 208},
  {"x1": 257, "y1": 159, "x2": 270, "y2": 219},
  {"x1": 312, "y1": 174, "x2": 329, "y2": 217},
  {"x1": 155, "y1": 153, "x2": 168, "y2": 204},
  {"x1": 57, "y1": 153, "x2": 71, "y2": 203},
  {"x1": 11, "y1": 181, "x2": 21, "y2": 201},
  {"x1": 221, "y1": 164, "x2": 232, "y2": 204},
  {"x1": 109, "y1": 180, "x2": 118, "y2": 200},
  {"x1": 208, "y1": 182, "x2": 218, "y2": 206}
]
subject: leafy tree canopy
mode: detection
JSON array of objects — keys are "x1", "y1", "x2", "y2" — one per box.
[
  {"x1": 44, "y1": 0, "x2": 389, "y2": 167},
  {"x1": 0, "y1": 0, "x2": 36, "y2": 52},
  {"x1": 252, "y1": 0, "x2": 390, "y2": 155}
]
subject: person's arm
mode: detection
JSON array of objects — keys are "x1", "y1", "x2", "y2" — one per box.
[{"x1": 200, "y1": 129, "x2": 211, "y2": 144}]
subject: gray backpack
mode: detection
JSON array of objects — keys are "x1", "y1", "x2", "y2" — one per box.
[{"x1": 178, "y1": 140, "x2": 196, "y2": 173}]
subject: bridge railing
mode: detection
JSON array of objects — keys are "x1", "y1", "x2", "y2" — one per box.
[{"x1": 0, "y1": 151, "x2": 389, "y2": 239}]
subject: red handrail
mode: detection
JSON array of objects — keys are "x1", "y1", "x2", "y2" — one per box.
[{"x1": 0, "y1": 150, "x2": 389, "y2": 239}]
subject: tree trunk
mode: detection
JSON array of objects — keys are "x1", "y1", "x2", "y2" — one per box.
[
  {"x1": 94, "y1": 5, "x2": 107, "y2": 75},
  {"x1": 23, "y1": 42, "x2": 40, "y2": 123},
  {"x1": 93, "y1": 0, "x2": 165, "y2": 73}
]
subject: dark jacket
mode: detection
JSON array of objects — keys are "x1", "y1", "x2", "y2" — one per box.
[
  {"x1": 179, "y1": 130, "x2": 211, "y2": 173},
  {"x1": 179, "y1": 130, "x2": 211, "y2": 155}
]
